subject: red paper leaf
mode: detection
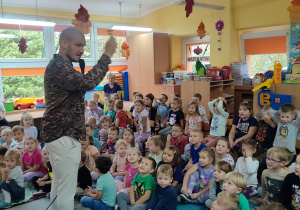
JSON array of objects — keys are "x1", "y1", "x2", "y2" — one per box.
[
  {"x1": 185, "y1": 0, "x2": 194, "y2": 17},
  {"x1": 18, "y1": 37, "x2": 27, "y2": 54},
  {"x1": 75, "y1": 5, "x2": 90, "y2": 22}
]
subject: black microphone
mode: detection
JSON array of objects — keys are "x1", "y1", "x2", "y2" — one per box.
[{"x1": 79, "y1": 59, "x2": 85, "y2": 74}]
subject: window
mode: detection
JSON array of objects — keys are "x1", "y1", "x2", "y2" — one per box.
[
  {"x1": 3, "y1": 75, "x2": 44, "y2": 100},
  {"x1": 242, "y1": 30, "x2": 289, "y2": 77},
  {"x1": 0, "y1": 24, "x2": 45, "y2": 59},
  {"x1": 54, "y1": 25, "x2": 92, "y2": 59},
  {"x1": 186, "y1": 43, "x2": 210, "y2": 71},
  {"x1": 96, "y1": 28, "x2": 126, "y2": 59}
]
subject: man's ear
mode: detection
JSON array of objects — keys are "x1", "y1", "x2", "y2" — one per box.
[
  {"x1": 60, "y1": 39, "x2": 68, "y2": 49},
  {"x1": 236, "y1": 187, "x2": 243, "y2": 194}
]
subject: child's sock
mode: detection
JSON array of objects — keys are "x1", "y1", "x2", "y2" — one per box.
[
  {"x1": 187, "y1": 190, "x2": 192, "y2": 195},
  {"x1": 2, "y1": 189, "x2": 11, "y2": 203}
]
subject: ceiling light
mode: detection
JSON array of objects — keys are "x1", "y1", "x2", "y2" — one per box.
[
  {"x1": 112, "y1": 2, "x2": 152, "y2": 32},
  {"x1": 0, "y1": 18, "x2": 55, "y2": 26},
  {"x1": 175, "y1": 0, "x2": 225, "y2": 10},
  {"x1": 112, "y1": 25, "x2": 152, "y2": 32}
]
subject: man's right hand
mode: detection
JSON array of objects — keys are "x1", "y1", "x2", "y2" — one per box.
[{"x1": 104, "y1": 36, "x2": 117, "y2": 57}]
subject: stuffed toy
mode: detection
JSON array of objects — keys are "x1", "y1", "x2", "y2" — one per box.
[{"x1": 72, "y1": 5, "x2": 92, "y2": 34}]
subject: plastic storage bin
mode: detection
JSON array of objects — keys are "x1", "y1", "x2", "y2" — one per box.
[{"x1": 3, "y1": 102, "x2": 13, "y2": 112}]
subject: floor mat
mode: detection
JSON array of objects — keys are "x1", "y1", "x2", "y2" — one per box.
[{"x1": 6, "y1": 187, "x2": 37, "y2": 208}]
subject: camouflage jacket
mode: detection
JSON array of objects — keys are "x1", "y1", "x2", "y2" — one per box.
[{"x1": 41, "y1": 54, "x2": 110, "y2": 143}]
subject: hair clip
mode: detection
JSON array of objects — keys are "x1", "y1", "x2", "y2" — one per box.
[{"x1": 173, "y1": 150, "x2": 176, "y2": 154}]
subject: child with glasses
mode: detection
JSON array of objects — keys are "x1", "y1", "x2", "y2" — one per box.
[
  {"x1": 255, "y1": 147, "x2": 292, "y2": 210},
  {"x1": 166, "y1": 124, "x2": 189, "y2": 155}
]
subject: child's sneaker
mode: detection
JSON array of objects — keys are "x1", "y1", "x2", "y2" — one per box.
[
  {"x1": 32, "y1": 191, "x2": 47, "y2": 199},
  {"x1": 178, "y1": 193, "x2": 191, "y2": 203},
  {"x1": 0, "y1": 200, "x2": 12, "y2": 208}
]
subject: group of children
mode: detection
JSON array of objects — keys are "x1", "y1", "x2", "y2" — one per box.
[{"x1": 0, "y1": 88, "x2": 299, "y2": 210}]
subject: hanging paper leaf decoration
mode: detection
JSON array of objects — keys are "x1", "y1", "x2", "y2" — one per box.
[
  {"x1": 287, "y1": 0, "x2": 300, "y2": 24},
  {"x1": 197, "y1": 21, "x2": 206, "y2": 39},
  {"x1": 72, "y1": 5, "x2": 92, "y2": 34},
  {"x1": 185, "y1": 0, "x2": 194, "y2": 17},
  {"x1": 193, "y1": 46, "x2": 203, "y2": 55},
  {"x1": 18, "y1": 36, "x2": 27, "y2": 54},
  {"x1": 121, "y1": 41, "x2": 131, "y2": 60}
]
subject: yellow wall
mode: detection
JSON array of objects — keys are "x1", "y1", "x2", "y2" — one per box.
[
  {"x1": 233, "y1": 0, "x2": 290, "y2": 30},
  {"x1": 169, "y1": 35, "x2": 183, "y2": 70},
  {"x1": 140, "y1": 0, "x2": 236, "y2": 67}
]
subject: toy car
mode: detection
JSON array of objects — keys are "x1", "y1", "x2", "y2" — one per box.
[{"x1": 13, "y1": 98, "x2": 36, "y2": 110}]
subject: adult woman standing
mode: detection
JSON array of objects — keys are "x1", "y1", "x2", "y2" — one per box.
[{"x1": 103, "y1": 72, "x2": 122, "y2": 99}]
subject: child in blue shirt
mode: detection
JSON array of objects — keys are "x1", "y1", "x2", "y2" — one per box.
[
  {"x1": 78, "y1": 156, "x2": 117, "y2": 210},
  {"x1": 183, "y1": 129, "x2": 207, "y2": 172},
  {"x1": 269, "y1": 103, "x2": 300, "y2": 153},
  {"x1": 152, "y1": 94, "x2": 169, "y2": 121},
  {"x1": 148, "y1": 164, "x2": 177, "y2": 210}
]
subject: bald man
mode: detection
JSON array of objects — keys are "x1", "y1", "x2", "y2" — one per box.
[{"x1": 41, "y1": 28, "x2": 116, "y2": 210}]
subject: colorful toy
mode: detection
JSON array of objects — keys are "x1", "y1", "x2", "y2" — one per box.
[
  {"x1": 274, "y1": 61, "x2": 282, "y2": 83},
  {"x1": 72, "y1": 5, "x2": 92, "y2": 34},
  {"x1": 258, "y1": 90, "x2": 292, "y2": 110},
  {"x1": 36, "y1": 98, "x2": 45, "y2": 108},
  {"x1": 252, "y1": 78, "x2": 274, "y2": 92},
  {"x1": 13, "y1": 98, "x2": 36, "y2": 110},
  {"x1": 254, "y1": 73, "x2": 267, "y2": 84},
  {"x1": 195, "y1": 60, "x2": 205, "y2": 76}
]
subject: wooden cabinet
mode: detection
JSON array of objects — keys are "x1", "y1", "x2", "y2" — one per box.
[
  {"x1": 126, "y1": 32, "x2": 178, "y2": 100},
  {"x1": 181, "y1": 80, "x2": 235, "y2": 119}
]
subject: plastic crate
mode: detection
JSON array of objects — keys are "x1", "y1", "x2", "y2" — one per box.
[{"x1": 3, "y1": 102, "x2": 14, "y2": 112}]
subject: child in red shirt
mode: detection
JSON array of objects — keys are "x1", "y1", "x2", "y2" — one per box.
[
  {"x1": 115, "y1": 99, "x2": 127, "y2": 138},
  {"x1": 166, "y1": 124, "x2": 189, "y2": 155}
]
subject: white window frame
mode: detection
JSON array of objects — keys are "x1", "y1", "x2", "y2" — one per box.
[
  {"x1": 240, "y1": 26, "x2": 290, "y2": 63},
  {"x1": 182, "y1": 35, "x2": 210, "y2": 70},
  {"x1": 0, "y1": 15, "x2": 128, "y2": 68}
]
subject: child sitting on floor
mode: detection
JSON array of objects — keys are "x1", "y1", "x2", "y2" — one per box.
[
  {"x1": 179, "y1": 148, "x2": 215, "y2": 204},
  {"x1": 205, "y1": 161, "x2": 233, "y2": 208},
  {"x1": 22, "y1": 136, "x2": 47, "y2": 182},
  {"x1": 148, "y1": 135, "x2": 164, "y2": 164},
  {"x1": 1, "y1": 128, "x2": 17, "y2": 149},
  {"x1": 20, "y1": 112, "x2": 38, "y2": 139},
  {"x1": 211, "y1": 192, "x2": 239, "y2": 210},
  {"x1": 104, "y1": 99, "x2": 116, "y2": 123},
  {"x1": 12, "y1": 126, "x2": 25, "y2": 154},
  {"x1": 110, "y1": 139, "x2": 128, "y2": 181},
  {"x1": 32, "y1": 146, "x2": 52, "y2": 199},
  {"x1": 0, "y1": 149, "x2": 25, "y2": 208},
  {"x1": 115, "y1": 99, "x2": 127, "y2": 138},
  {"x1": 78, "y1": 156, "x2": 117, "y2": 210},
  {"x1": 116, "y1": 157, "x2": 156, "y2": 210},
  {"x1": 0, "y1": 147, "x2": 7, "y2": 181},
  {"x1": 98, "y1": 115, "x2": 111, "y2": 154},
  {"x1": 148, "y1": 164, "x2": 177, "y2": 210},
  {"x1": 222, "y1": 172, "x2": 250, "y2": 210},
  {"x1": 88, "y1": 100, "x2": 104, "y2": 127},
  {"x1": 166, "y1": 124, "x2": 189, "y2": 155},
  {"x1": 76, "y1": 150, "x2": 92, "y2": 196}
]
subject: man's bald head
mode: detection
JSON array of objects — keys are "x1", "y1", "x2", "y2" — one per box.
[
  {"x1": 59, "y1": 27, "x2": 85, "y2": 44},
  {"x1": 58, "y1": 27, "x2": 86, "y2": 63}
]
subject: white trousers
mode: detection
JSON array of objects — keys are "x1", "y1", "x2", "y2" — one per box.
[{"x1": 46, "y1": 136, "x2": 81, "y2": 210}]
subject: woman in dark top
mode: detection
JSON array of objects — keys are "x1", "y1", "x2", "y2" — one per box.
[{"x1": 103, "y1": 72, "x2": 122, "y2": 100}]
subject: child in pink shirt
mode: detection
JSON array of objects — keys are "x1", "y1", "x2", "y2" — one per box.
[
  {"x1": 110, "y1": 140, "x2": 127, "y2": 181},
  {"x1": 22, "y1": 137, "x2": 47, "y2": 182},
  {"x1": 115, "y1": 147, "x2": 141, "y2": 193}
]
